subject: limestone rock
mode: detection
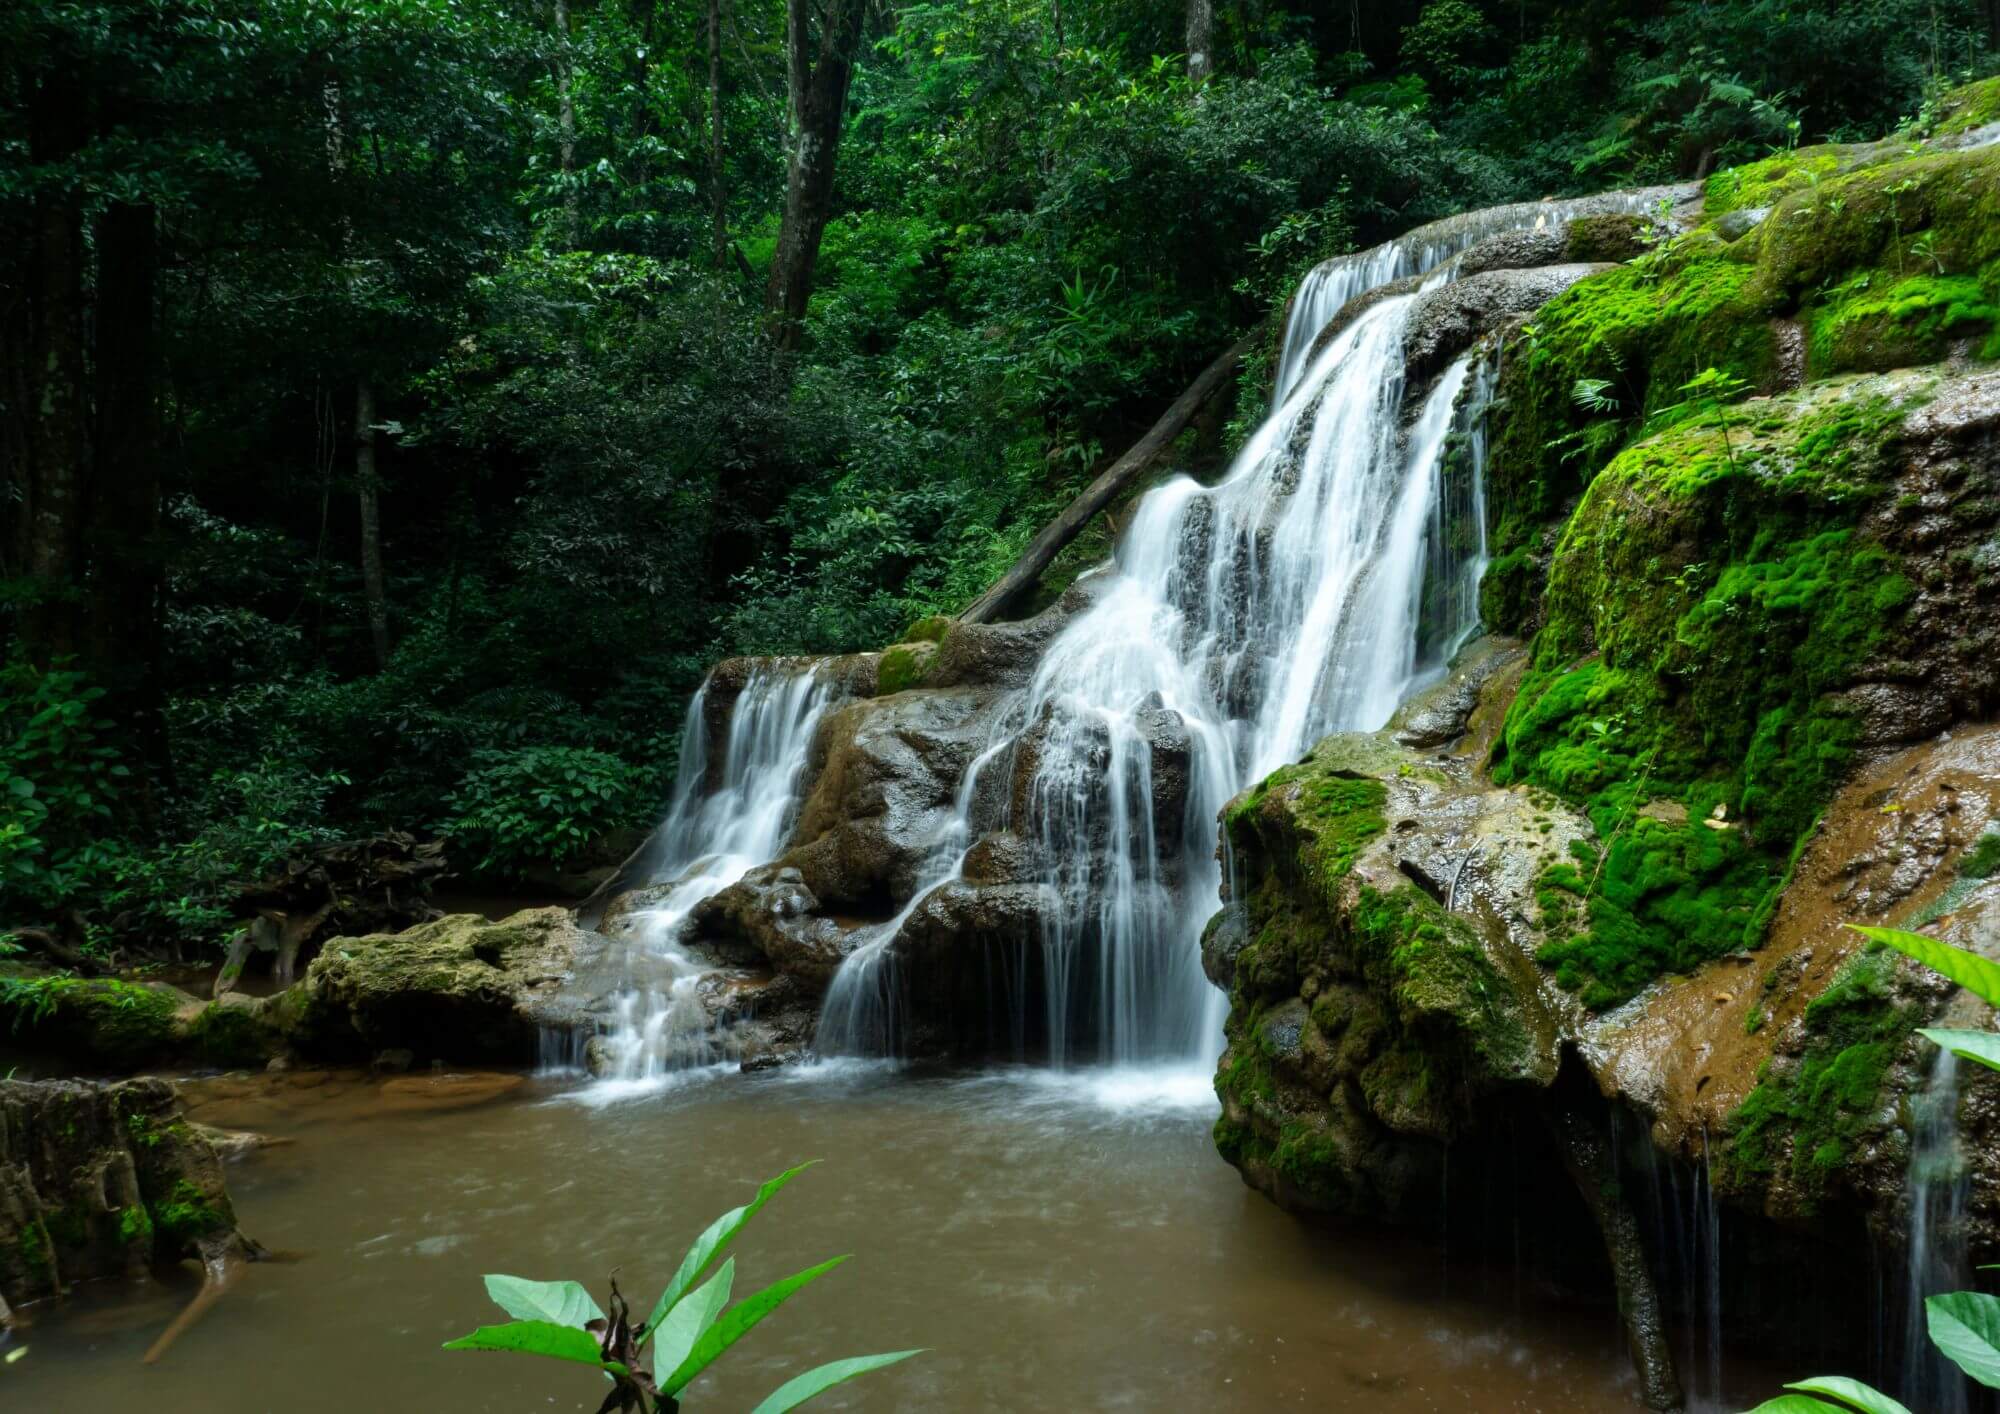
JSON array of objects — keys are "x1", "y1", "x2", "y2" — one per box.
[{"x1": 288, "y1": 907, "x2": 597, "y2": 1063}]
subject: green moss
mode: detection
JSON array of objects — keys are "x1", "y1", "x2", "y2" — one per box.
[
  {"x1": 1486, "y1": 240, "x2": 1779, "y2": 559},
  {"x1": 1929, "y1": 75, "x2": 2000, "y2": 138},
  {"x1": 117, "y1": 1204, "x2": 154, "y2": 1247},
  {"x1": 900, "y1": 614, "x2": 954, "y2": 644},
  {"x1": 1704, "y1": 146, "x2": 1857, "y2": 218},
  {"x1": 1491, "y1": 465, "x2": 1915, "y2": 1005},
  {"x1": 187, "y1": 1000, "x2": 277, "y2": 1068},
  {"x1": 1809, "y1": 271, "x2": 2000, "y2": 374},
  {"x1": 1753, "y1": 146, "x2": 2000, "y2": 306},
  {"x1": 0, "y1": 975, "x2": 184, "y2": 1068},
  {"x1": 1477, "y1": 544, "x2": 1540, "y2": 635},
  {"x1": 149, "y1": 1178, "x2": 226, "y2": 1248},
  {"x1": 1961, "y1": 828, "x2": 2000, "y2": 880},
  {"x1": 1721, "y1": 948, "x2": 1915, "y2": 1199},
  {"x1": 875, "y1": 643, "x2": 932, "y2": 696}
]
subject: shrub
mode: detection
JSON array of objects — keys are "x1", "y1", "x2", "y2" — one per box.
[{"x1": 439, "y1": 745, "x2": 654, "y2": 878}]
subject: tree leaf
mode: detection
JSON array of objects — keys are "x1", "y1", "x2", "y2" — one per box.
[
  {"x1": 661, "y1": 1256, "x2": 850, "y2": 1395},
  {"x1": 1786, "y1": 1374, "x2": 1915, "y2": 1413},
  {"x1": 1850, "y1": 925, "x2": 2000, "y2": 1008},
  {"x1": 1928, "y1": 1291, "x2": 2000, "y2": 1388},
  {"x1": 1918, "y1": 1028, "x2": 2000, "y2": 1075},
  {"x1": 650, "y1": 1258, "x2": 734, "y2": 1381},
  {"x1": 441, "y1": 1320, "x2": 608, "y2": 1367},
  {"x1": 643, "y1": 1162, "x2": 817, "y2": 1344},
  {"x1": 1743, "y1": 1399, "x2": 1843, "y2": 1413},
  {"x1": 482, "y1": 1274, "x2": 605, "y2": 1328},
  {"x1": 749, "y1": 1349, "x2": 925, "y2": 1414}
]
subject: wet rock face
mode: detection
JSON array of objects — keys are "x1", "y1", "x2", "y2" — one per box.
[
  {"x1": 780, "y1": 687, "x2": 999, "y2": 909},
  {"x1": 1590, "y1": 726, "x2": 2000, "y2": 1256},
  {"x1": 1403, "y1": 263, "x2": 1611, "y2": 388},
  {"x1": 0, "y1": 1077, "x2": 257, "y2": 1312}
]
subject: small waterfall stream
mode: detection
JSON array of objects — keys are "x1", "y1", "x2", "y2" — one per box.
[
  {"x1": 587, "y1": 666, "x2": 837, "y2": 1084},
  {"x1": 817, "y1": 295, "x2": 1497, "y2": 1066},
  {"x1": 1902, "y1": 1049, "x2": 1971, "y2": 1414}
]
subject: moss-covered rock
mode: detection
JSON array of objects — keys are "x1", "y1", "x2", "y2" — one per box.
[
  {"x1": 290, "y1": 907, "x2": 594, "y2": 1063},
  {"x1": 1486, "y1": 362, "x2": 2000, "y2": 1008},
  {"x1": 1210, "y1": 663, "x2": 1580, "y2": 1220},
  {"x1": 0, "y1": 976, "x2": 189, "y2": 1070},
  {"x1": 874, "y1": 639, "x2": 938, "y2": 695}
]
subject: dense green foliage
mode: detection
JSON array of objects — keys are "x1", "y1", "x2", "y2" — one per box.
[{"x1": 3, "y1": 0, "x2": 1996, "y2": 949}]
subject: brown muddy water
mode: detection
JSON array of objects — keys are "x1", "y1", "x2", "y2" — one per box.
[{"x1": 2, "y1": 1062, "x2": 1779, "y2": 1412}]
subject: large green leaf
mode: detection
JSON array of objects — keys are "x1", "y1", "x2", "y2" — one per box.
[
  {"x1": 748, "y1": 1349, "x2": 925, "y2": 1413},
  {"x1": 650, "y1": 1258, "x2": 735, "y2": 1381},
  {"x1": 441, "y1": 1320, "x2": 607, "y2": 1367},
  {"x1": 661, "y1": 1256, "x2": 850, "y2": 1396},
  {"x1": 1742, "y1": 1399, "x2": 1843, "y2": 1413},
  {"x1": 1785, "y1": 1374, "x2": 1914, "y2": 1413},
  {"x1": 1929, "y1": 1291, "x2": 2000, "y2": 1388},
  {"x1": 481, "y1": 1274, "x2": 604, "y2": 1328},
  {"x1": 1919, "y1": 1028, "x2": 2000, "y2": 1075},
  {"x1": 642, "y1": 1162, "x2": 817, "y2": 1345},
  {"x1": 1851, "y1": 925, "x2": 2000, "y2": 1008}
]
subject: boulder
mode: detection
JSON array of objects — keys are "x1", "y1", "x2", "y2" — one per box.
[
  {"x1": 287, "y1": 908, "x2": 598, "y2": 1064},
  {"x1": 776, "y1": 687, "x2": 1001, "y2": 908}
]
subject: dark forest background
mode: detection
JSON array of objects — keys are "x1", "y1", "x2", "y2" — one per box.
[{"x1": 4, "y1": 0, "x2": 1995, "y2": 954}]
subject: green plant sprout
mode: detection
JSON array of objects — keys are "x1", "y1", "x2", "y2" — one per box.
[{"x1": 443, "y1": 1164, "x2": 921, "y2": 1413}]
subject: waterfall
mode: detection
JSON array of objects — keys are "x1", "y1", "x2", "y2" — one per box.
[
  {"x1": 1902, "y1": 1049, "x2": 1970, "y2": 1414},
  {"x1": 587, "y1": 665, "x2": 837, "y2": 1084},
  {"x1": 813, "y1": 219, "x2": 1521, "y2": 1067},
  {"x1": 611, "y1": 190, "x2": 1653, "y2": 1076},
  {"x1": 1271, "y1": 187, "x2": 1684, "y2": 402}
]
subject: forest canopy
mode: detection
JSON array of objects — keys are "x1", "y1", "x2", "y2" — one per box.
[{"x1": 4, "y1": 0, "x2": 1996, "y2": 956}]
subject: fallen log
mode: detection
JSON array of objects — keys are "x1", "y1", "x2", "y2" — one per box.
[{"x1": 956, "y1": 329, "x2": 1260, "y2": 626}]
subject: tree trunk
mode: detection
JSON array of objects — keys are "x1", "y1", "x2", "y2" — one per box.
[
  {"x1": 763, "y1": 0, "x2": 866, "y2": 353},
  {"x1": 553, "y1": 0, "x2": 579, "y2": 249},
  {"x1": 17, "y1": 73, "x2": 91, "y2": 667},
  {"x1": 957, "y1": 331, "x2": 1257, "y2": 626},
  {"x1": 708, "y1": 0, "x2": 728, "y2": 272},
  {"x1": 1186, "y1": 0, "x2": 1214, "y2": 83},
  {"x1": 355, "y1": 381, "x2": 390, "y2": 669},
  {"x1": 87, "y1": 199, "x2": 171, "y2": 798}
]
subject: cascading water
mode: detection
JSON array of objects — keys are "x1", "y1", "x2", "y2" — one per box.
[
  {"x1": 586, "y1": 665, "x2": 836, "y2": 1085},
  {"x1": 1271, "y1": 188, "x2": 1682, "y2": 401},
  {"x1": 814, "y1": 212, "x2": 1536, "y2": 1067},
  {"x1": 1902, "y1": 1049, "x2": 1971, "y2": 1414}
]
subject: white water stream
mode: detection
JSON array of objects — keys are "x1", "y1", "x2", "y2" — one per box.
[
  {"x1": 818, "y1": 280, "x2": 1499, "y2": 1065},
  {"x1": 585, "y1": 666, "x2": 836, "y2": 1087}
]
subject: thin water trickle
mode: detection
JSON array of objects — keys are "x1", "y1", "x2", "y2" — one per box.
[{"x1": 1903, "y1": 1049, "x2": 1971, "y2": 1414}]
